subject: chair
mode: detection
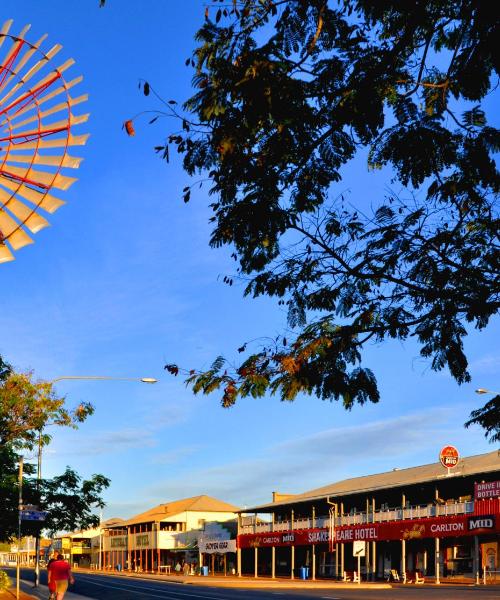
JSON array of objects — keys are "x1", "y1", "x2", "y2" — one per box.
[
  {"x1": 387, "y1": 569, "x2": 400, "y2": 582},
  {"x1": 415, "y1": 571, "x2": 425, "y2": 584}
]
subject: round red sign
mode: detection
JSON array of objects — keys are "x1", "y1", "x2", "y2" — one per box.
[{"x1": 439, "y1": 445, "x2": 459, "y2": 469}]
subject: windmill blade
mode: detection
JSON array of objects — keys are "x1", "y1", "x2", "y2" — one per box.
[
  {"x1": 0, "y1": 20, "x2": 88, "y2": 260},
  {"x1": 6, "y1": 94, "x2": 88, "y2": 130},
  {"x1": 0, "y1": 34, "x2": 48, "y2": 93},
  {"x1": 0, "y1": 113, "x2": 88, "y2": 143},
  {"x1": 0, "y1": 208, "x2": 33, "y2": 249},
  {"x1": 0, "y1": 190, "x2": 49, "y2": 233},
  {"x1": 12, "y1": 132, "x2": 89, "y2": 150},
  {"x1": 0, "y1": 54, "x2": 70, "y2": 108},
  {"x1": 0, "y1": 24, "x2": 31, "y2": 86},
  {"x1": 5, "y1": 152, "x2": 83, "y2": 169},
  {"x1": 0, "y1": 20, "x2": 14, "y2": 50},
  {"x1": 0, "y1": 242, "x2": 14, "y2": 263},
  {"x1": 6, "y1": 227, "x2": 34, "y2": 250},
  {"x1": 4, "y1": 76, "x2": 84, "y2": 121},
  {"x1": 0, "y1": 165, "x2": 77, "y2": 191},
  {"x1": 0, "y1": 177, "x2": 65, "y2": 213}
]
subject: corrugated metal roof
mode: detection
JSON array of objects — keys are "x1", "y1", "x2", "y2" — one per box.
[
  {"x1": 243, "y1": 450, "x2": 500, "y2": 513},
  {"x1": 120, "y1": 495, "x2": 240, "y2": 526}
]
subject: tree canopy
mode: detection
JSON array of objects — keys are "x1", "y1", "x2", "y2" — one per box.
[
  {"x1": 0, "y1": 447, "x2": 110, "y2": 540},
  {"x1": 0, "y1": 364, "x2": 109, "y2": 541},
  {"x1": 126, "y1": 2, "x2": 499, "y2": 437},
  {"x1": 0, "y1": 371, "x2": 94, "y2": 450}
]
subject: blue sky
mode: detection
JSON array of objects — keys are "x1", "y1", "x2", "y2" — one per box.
[{"x1": 1, "y1": 1, "x2": 498, "y2": 519}]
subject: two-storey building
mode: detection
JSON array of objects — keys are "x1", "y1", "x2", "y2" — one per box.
[
  {"x1": 102, "y1": 494, "x2": 239, "y2": 573},
  {"x1": 236, "y1": 450, "x2": 500, "y2": 582}
]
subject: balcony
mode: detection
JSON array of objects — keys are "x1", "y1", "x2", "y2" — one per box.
[{"x1": 240, "y1": 501, "x2": 475, "y2": 534}]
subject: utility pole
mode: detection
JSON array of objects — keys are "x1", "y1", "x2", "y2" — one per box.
[
  {"x1": 33, "y1": 429, "x2": 42, "y2": 587},
  {"x1": 98, "y1": 509, "x2": 103, "y2": 570},
  {"x1": 17, "y1": 456, "x2": 24, "y2": 600}
]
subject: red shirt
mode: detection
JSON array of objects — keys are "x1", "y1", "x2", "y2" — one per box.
[{"x1": 49, "y1": 560, "x2": 71, "y2": 581}]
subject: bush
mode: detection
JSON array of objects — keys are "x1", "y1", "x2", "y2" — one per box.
[{"x1": 0, "y1": 570, "x2": 10, "y2": 591}]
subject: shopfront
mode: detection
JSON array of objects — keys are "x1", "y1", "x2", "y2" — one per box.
[{"x1": 239, "y1": 506, "x2": 499, "y2": 579}]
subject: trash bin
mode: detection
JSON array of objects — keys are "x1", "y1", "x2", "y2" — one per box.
[
  {"x1": 299, "y1": 567, "x2": 309, "y2": 580},
  {"x1": 201, "y1": 566, "x2": 209, "y2": 576}
]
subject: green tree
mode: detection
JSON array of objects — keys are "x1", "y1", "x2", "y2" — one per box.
[
  {"x1": 0, "y1": 371, "x2": 94, "y2": 450},
  {"x1": 0, "y1": 450, "x2": 110, "y2": 541},
  {"x1": 39, "y1": 468, "x2": 110, "y2": 536},
  {"x1": 128, "y1": 2, "x2": 498, "y2": 437},
  {"x1": 0, "y1": 355, "x2": 11, "y2": 382},
  {"x1": 465, "y1": 395, "x2": 500, "y2": 443},
  {"x1": 0, "y1": 367, "x2": 109, "y2": 541},
  {"x1": 0, "y1": 443, "x2": 31, "y2": 541}
]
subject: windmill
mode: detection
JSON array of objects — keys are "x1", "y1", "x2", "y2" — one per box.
[{"x1": 0, "y1": 19, "x2": 88, "y2": 263}]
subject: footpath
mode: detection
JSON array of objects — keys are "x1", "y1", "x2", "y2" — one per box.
[{"x1": 19, "y1": 579, "x2": 88, "y2": 600}]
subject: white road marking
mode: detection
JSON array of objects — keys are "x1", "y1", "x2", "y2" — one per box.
[{"x1": 75, "y1": 575, "x2": 241, "y2": 599}]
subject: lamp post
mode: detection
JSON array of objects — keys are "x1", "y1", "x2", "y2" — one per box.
[
  {"x1": 473, "y1": 387, "x2": 498, "y2": 585},
  {"x1": 33, "y1": 375, "x2": 157, "y2": 587}
]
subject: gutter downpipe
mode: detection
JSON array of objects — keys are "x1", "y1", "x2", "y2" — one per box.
[{"x1": 327, "y1": 497, "x2": 337, "y2": 580}]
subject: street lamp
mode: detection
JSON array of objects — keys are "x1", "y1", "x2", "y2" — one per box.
[
  {"x1": 32, "y1": 375, "x2": 157, "y2": 587},
  {"x1": 475, "y1": 388, "x2": 500, "y2": 395},
  {"x1": 51, "y1": 376, "x2": 158, "y2": 384}
]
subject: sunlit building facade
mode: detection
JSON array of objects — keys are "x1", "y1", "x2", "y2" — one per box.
[
  {"x1": 102, "y1": 495, "x2": 239, "y2": 574},
  {"x1": 236, "y1": 450, "x2": 500, "y2": 582}
]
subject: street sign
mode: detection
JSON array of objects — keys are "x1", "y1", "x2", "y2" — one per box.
[
  {"x1": 353, "y1": 541, "x2": 366, "y2": 557},
  {"x1": 20, "y1": 510, "x2": 47, "y2": 521},
  {"x1": 439, "y1": 445, "x2": 459, "y2": 469}
]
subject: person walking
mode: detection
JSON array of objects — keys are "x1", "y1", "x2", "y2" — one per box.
[
  {"x1": 46, "y1": 553, "x2": 57, "y2": 600},
  {"x1": 47, "y1": 554, "x2": 75, "y2": 600}
]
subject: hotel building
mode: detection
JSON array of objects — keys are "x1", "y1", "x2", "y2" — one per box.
[{"x1": 236, "y1": 450, "x2": 500, "y2": 582}]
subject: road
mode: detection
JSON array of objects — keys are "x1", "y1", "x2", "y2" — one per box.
[{"x1": 4, "y1": 568, "x2": 498, "y2": 600}]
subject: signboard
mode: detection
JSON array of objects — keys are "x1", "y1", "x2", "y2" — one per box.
[
  {"x1": 353, "y1": 541, "x2": 365, "y2": 557},
  {"x1": 71, "y1": 547, "x2": 89, "y2": 555},
  {"x1": 468, "y1": 515, "x2": 495, "y2": 532},
  {"x1": 439, "y1": 445, "x2": 459, "y2": 469},
  {"x1": 238, "y1": 512, "x2": 500, "y2": 548},
  {"x1": 199, "y1": 539, "x2": 236, "y2": 554},
  {"x1": 475, "y1": 481, "x2": 500, "y2": 500},
  {"x1": 20, "y1": 510, "x2": 47, "y2": 521}
]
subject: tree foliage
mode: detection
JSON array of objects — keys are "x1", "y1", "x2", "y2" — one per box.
[
  {"x1": 129, "y1": 2, "x2": 498, "y2": 436},
  {"x1": 0, "y1": 443, "x2": 32, "y2": 542},
  {"x1": 0, "y1": 449, "x2": 110, "y2": 541},
  {"x1": 465, "y1": 394, "x2": 500, "y2": 443},
  {"x1": 38, "y1": 468, "x2": 110, "y2": 536},
  {"x1": 0, "y1": 371, "x2": 94, "y2": 450},
  {"x1": 0, "y1": 355, "x2": 11, "y2": 382},
  {"x1": 0, "y1": 364, "x2": 108, "y2": 541}
]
